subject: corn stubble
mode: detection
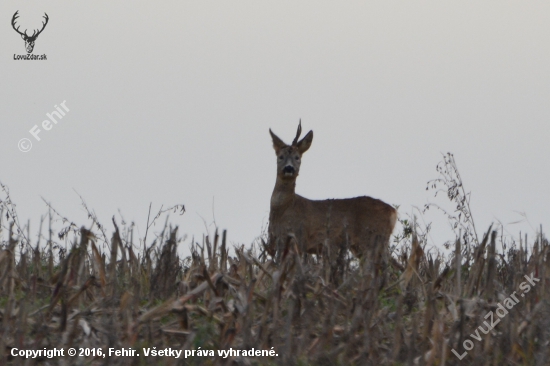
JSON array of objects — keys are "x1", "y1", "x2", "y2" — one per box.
[{"x1": 0, "y1": 200, "x2": 549, "y2": 365}]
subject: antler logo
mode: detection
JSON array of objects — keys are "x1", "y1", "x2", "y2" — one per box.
[{"x1": 12, "y1": 11, "x2": 49, "y2": 54}]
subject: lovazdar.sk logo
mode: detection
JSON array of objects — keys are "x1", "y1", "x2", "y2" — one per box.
[{"x1": 12, "y1": 10, "x2": 48, "y2": 60}]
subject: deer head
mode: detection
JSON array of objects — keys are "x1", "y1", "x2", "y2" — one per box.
[
  {"x1": 12, "y1": 11, "x2": 49, "y2": 54},
  {"x1": 269, "y1": 120, "x2": 313, "y2": 180}
]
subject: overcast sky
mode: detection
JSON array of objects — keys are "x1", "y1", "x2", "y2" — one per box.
[{"x1": 1, "y1": 1, "x2": 549, "y2": 255}]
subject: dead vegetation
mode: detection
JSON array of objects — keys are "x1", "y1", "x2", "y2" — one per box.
[{"x1": 1, "y1": 156, "x2": 549, "y2": 365}]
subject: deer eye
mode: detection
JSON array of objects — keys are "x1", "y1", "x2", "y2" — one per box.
[
  {"x1": 295, "y1": 156, "x2": 300, "y2": 160},
  {"x1": 279, "y1": 155, "x2": 284, "y2": 160}
]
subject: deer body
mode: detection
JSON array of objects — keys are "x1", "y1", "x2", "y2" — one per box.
[{"x1": 267, "y1": 123, "x2": 397, "y2": 258}]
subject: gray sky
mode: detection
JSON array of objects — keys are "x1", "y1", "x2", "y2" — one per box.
[{"x1": 1, "y1": 1, "x2": 549, "y2": 254}]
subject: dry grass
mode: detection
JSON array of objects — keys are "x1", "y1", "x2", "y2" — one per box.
[{"x1": 1, "y1": 176, "x2": 549, "y2": 365}]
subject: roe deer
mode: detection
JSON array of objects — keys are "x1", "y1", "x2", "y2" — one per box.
[{"x1": 267, "y1": 122, "x2": 397, "y2": 259}]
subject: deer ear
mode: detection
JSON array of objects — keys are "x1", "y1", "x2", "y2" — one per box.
[
  {"x1": 297, "y1": 130, "x2": 313, "y2": 154},
  {"x1": 21, "y1": 34, "x2": 26, "y2": 40},
  {"x1": 269, "y1": 129, "x2": 287, "y2": 153}
]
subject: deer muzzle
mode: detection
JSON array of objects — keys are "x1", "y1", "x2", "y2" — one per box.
[{"x1": 283, "y1": 165, "x2": 295, "y2": 176}]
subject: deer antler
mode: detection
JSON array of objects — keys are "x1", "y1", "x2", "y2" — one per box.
[
  {"x1": 292, "y1": 119, "x2": 302, "y2": 146},
  {"x1": 30, "y1": 13, "x2": 49, "y2": 39},
  {"x1": 12, "y1": 11, "x2": 49, "y2": 40},
  {"x1": 11, "y1": 11, "x2": 26, "y2": 37}
]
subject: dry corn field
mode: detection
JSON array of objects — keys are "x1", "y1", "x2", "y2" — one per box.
[{"x1": 1, "y1": 168, "x2": 549, "y2": 365}]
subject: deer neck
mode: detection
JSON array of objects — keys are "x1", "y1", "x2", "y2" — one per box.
[{"x1": 271, "y1": 177, "x2": 297, "y2": 212}]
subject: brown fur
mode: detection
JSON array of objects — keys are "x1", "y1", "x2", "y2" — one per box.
[{"x1": 267, "y1": 123, "x2": 397, "y2": 258}]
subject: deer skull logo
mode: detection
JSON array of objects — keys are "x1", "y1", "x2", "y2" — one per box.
[{"x1": 12, "y1": 11, "x2": 49, "y2": 54}]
